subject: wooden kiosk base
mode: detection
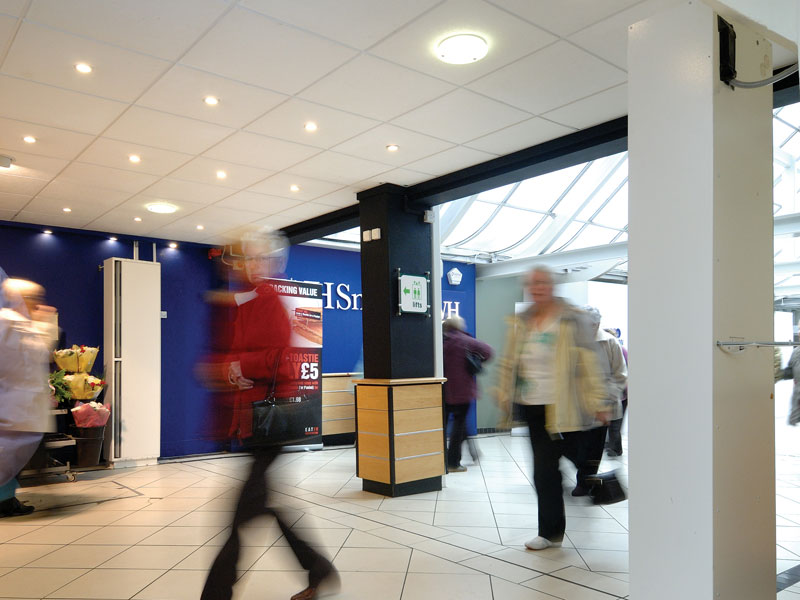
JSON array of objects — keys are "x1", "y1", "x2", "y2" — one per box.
[{"x1": 354, "y1": 377, "x2": 446, "y2": 498}]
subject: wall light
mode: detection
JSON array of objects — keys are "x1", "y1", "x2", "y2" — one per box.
[
  {"x1": 168, "y1": 242, "x2": 178, "y2": 249},
  {"x1": 109, "y1": 237, "x2": 118, "y2": 241},
  {"x1": 435, "y1": 33, "x2": 489, "y2": 64},
  {"x1": 43, "y1": 230, "x2": 53, "y2": 235}
]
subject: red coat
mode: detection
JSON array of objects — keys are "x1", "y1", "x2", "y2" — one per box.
[{"x1": 228, "y1": 284, "x2": 292, "y2": 439}]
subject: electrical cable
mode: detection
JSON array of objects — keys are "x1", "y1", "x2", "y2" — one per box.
[{"x1": 729, "y1": 63, "x2": 798, "y2": 89}]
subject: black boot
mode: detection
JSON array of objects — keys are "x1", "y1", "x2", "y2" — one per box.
[{"x1": 0, "y1": 497, "x2": 35, "y2": 517}]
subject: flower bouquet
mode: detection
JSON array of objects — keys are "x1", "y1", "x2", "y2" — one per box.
[
  {"x1": 71, "y1": 401, "x2": 111, "y2": 428},
  {"x1": 63, "y1": 373, "x2": 106, "y2": 401},
  {"x1": 49, "y1": 369, "x2": 72, "y2": 406},
  {"x1": 53, "y1": 345, "x2": 98, "y2": 373}
]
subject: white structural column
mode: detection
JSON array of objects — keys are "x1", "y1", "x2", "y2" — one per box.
[{"x1": 628, "y1": 2, "x2": 775, "y2": 599}]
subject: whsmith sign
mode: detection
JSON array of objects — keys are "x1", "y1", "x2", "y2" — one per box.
[{"x1": 321, "y1": 280, "x2": 460, "y2": 318}]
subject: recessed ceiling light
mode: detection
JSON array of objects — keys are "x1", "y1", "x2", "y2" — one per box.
[
  {"x1": 134, "y1": 216, "x2": 142, "y2": 222},
  {"x1": 23, "y1": 136, "x2": 36, "y2": 144},
  {"x1": 216, "y1": 170, "x2": 227, "y2": 179},
  {"x1": 146, "y1": 202, "x2": 177, "y2": 214},
  {"x1": 109, "y1": 236, "x2": 117, "y2": 241},
  {"x1": 386, "y1": 144, "x2": 399, "y2": 152},
  {"x1": 62, "y1": 207, "x2": 72, "y2": 213},
  {"x1": 435, "y1": 33, "x2": 489, "y2": 64},
  {"x1": 128, "y1": 154, "x2": 141, "y2": 163},
  {"x1": 168, "y1": 242, "x2": 178, "y2": 249},
  {"x1": 289, "y1": 184, "x2": 301, "y2": 192},
  {"x1": 75, "y1": 62, "x2": 92, "y2": 74},
  {"x1": 196, "y1": 225, "x2": 204, "y2": 230},
  {"x1": 204, "y1": 96, "x2": 219, "y2": 106},
  {"x1": 304, "y1": 121, "x2": 318, "y2": 132},
  {"x1": 43, "y1": 230, "x2": 53, "y2": 235}
]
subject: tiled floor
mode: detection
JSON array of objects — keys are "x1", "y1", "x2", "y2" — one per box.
[{"x1": 0, "y1": 405, "x2": 797, "y2": 600}]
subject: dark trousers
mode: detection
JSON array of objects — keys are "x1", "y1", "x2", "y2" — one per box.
[
  {"x1": 446, "y1": 403, "x2": 470, "y2": 468},
  {"x1": 201, "y1": 445, "x2": 330, "y2": 600},
  {"x1": 606, "y1": 398, "x2": 628, "y2": 454}
]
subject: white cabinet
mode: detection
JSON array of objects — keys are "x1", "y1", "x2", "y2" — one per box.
[{"x1": 103, "y1": 258, "x2": 161, "y2": 466}]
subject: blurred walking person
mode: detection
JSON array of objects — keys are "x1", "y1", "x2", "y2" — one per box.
[
  {"x1": 442, "y1": 316, "x2": 492, "y2": 472},
  {"x1": 605, "y1": 329, "x2": 628, "y2": 457},
  {"x1": 496, "y1": 266, "x2": 609, "y2": 550}
]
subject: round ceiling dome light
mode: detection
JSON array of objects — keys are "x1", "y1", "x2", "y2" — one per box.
[
  {"x1": 304, "y1": 121, "x2": 318, "y2": 132},
  {"x1": 146, "y1": 202, "x2": 178, "y2": 214},
  {"x1": 435, "y1": 33, "x2": 489, "y2": 64},
  {"x1": 386, "y1": 144, "x2": 399, "y2": 152},
  {"x1": 23, "y1": 136, "x2": 36, "y2": 144},
  {"x1": 204, "y1": 96, "x2": 219, "y2": 106},
  {"x1": 75, "y1": 62, "x2": 92, "y2": 74}
]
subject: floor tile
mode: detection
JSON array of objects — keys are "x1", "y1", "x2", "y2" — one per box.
[
  {"x1": 553, "y1": 566, "x2": 629, "y2": 596},
  {"x1": 72, "y1": 526, "x2": 162, "y2": 545},
  {"x1": 523, "y1": 574, "x2": 615, "y2": 600},
  {"x1": 46, "y1": 568, "x2": 165, "y2": 599},
  {"x1": 324, "y1": 571, "x2": 405, "y2": 600},
  {"x1": 433, "y1": 512, "x2": 497, "y2": 527},
  {"x1": 99, "y1": 545, "x2": 196, "y2": 569},
  {"x1": 232, "y1": 570, "x2": 312, "y2": 600},
  {"x1": 0, "y1": 544, "x2": 62, "y2": 567},
  {"x1": 138, "y1": 525, "x2": 225, "y2": 546},
  {"x1": 490, "y1": 547, "x2": 572, "y2": 574},
  {"x1": 490, "y1": 576, "x2": 560, "y2": 600},
  {"x1": 401, "y1": 572, "x2": 492, "y2": 600},
  {"x1": 332, "y1": 547, "x2": 411, "y2": 572},
  {"x1": 0, "y1": 567, "x2": 86, "y2": 598},
  {"x1": 577, "y1": 549, "x2": 629, "y2": 573},
  {"x1": 566, "y1": 531, "x2": 628, "y2": 552},
  {"x1": 342, "y1": 530, "x2": 404, "y2": 548},
  {"x1": 133, "y1": 569, "x2": 209, "y2": 600},
  {"x1": 407, "y1": 549, "x2": 478, "y2": 574},
  {"x1": 141, "y1": 498, "x2": 210, "y2": 512},
  {"x1": 29, "y1": 544, "x2": 128, "y2": 568},
  {"x1": 437, "y1": 533, "x2": 505, "y2": 554},
  {"x1": 441, "y1": 526, "x2": 501, "y2": 544},
  {"x1": 174, "y1": 545, "x2": 265, "y2": 571},
  {"x1": 169, "y1": 511, "x2": 235, "y2": 527},
  {"x1": 7, "y1": 526, "x2": 100, "y2": 545},
  {"x1": 411, "y1": 539, "x2": 479, "y2": 563},
  {"x1": 275, "y1": 527, "x2": 350, "y2": 549},
  {"x1": 48, "y1": 511, "x2": 134, "y2": 526},
  {"x1": 111, "y1": 511, "x2": 188, "y2": 527},
  {"x1": 248, "y1": 545, "x2": 336, "y2": 570},
  {"x1": 461, "y1": 554, "x2": 540, "y2": 583},
  {"x1": 383, "y1": 510, "x2": 435, "y2": 524}
]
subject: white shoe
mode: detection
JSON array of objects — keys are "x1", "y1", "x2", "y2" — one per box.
[{"x1": 525, "y1": 536, "x2": 562, "y2": 550}]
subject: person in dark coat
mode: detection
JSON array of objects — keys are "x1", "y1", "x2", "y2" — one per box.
[{"x1": 442, "y1": 316, "x2": 493, "y2": 472}]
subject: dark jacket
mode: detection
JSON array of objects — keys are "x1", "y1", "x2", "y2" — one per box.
[{"x1": 443, "y1": 329, "x2": 493, "y2": 405}]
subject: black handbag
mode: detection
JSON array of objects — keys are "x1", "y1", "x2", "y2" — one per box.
[
  {"x1": 465, "y1": 350, "x2": 484, "y2": 375},
  {"x1": 249, "y1": 352, "x2": 315, "y2": 447},
  {"x1": 586, "y1": 471, "x2": 627, "y2": 505}
]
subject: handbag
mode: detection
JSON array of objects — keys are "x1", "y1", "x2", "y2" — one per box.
[
  {"x1": 249, "y1": 351, "x2": 315, "y2": 447},
  {"x1": 586, "y1": 471, "x2": 627, "y2": 505},
  {"x1": 465, "y1": 349, "x2": 484, "y2": 375}
]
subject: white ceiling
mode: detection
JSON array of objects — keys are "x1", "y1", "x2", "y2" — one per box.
[{"x1": 0, "y1": 0, "x2": 795, "y2": 244}]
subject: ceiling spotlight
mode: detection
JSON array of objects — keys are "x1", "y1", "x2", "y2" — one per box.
[
  {"x1": 196, "y1": 225, "x2": 204, "y2": 230},
  {"x1": 62, "y1": 207, "x2": 72, "y2": 213},
  {"x1": 304, "y1": 121, "x2": 318, "y2": 132},
  {"x1": 289, "y1": 184, "x2": 300, "y2": 192},
  {"x1": 216, "y1": 170, "x2": 227, "y2": 179},
  {"x1": 43, "y1": 230, "x2": 53, "y2": 235},
  {"x1": 435, "y1": 33, "x2": 489, "y2": 64},
  {"x1": 168, "y1": 242, "x2": 178, "y2": 249},
  {"x1": 23, "y1": 136, "x2": 36, "y2": 144},
  {"x1": 128, "y1": 154, "x2": 141, "y2": 163},
  {"x1": 386, "y1": 144, "x2": 399, "y2": 152},
  {"x1": 0, "y1": 155, "x2": 13, "y2": 169},
  {"x1": 204, "y1": 96, "x2": 219, "y2": 106},
  {"x1": 109, "y1": 237, "x2": 117, "y2": 241},
  {"x1": 134, "y1": 216, "x2": 142, "y2": 222},
  {"x1": 146, "y1": 202, "x2": 177, "y2": 214},
  {"x1": 75, "y1": 62, "x2": 92, "y2": 74}
]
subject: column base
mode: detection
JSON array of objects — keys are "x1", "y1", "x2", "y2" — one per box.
[{"x1": 362, "y1": 476, "x2": 442, "y2": 497}]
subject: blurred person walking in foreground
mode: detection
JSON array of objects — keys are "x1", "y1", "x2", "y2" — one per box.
[
  {"x1": 442, "y1": 315, "x2": 493, "y2": 472},
  {"x1": 200, "y1": 229, "x2": 337, "y2": 600},
  {"x1": 604, "y1": 328, "x2": 628, "y2": 457},
  {"x1": 0, "y1": 272, "x2": 55, "y2": 517},
  {"x1": 496, "y1": 266, "x2": 608, "y2": 550}
]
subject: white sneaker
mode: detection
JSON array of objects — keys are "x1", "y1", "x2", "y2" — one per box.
[{"x1": 525, "y1": 536, "x2": 562, "y2": 550}]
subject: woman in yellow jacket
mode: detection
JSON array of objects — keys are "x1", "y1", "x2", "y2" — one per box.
[{"x1": 496, "y1": 266, "x2": 610, "y2": 550}]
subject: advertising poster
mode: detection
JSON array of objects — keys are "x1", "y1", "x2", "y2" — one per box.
[{"x1": 269, "y1": 278, "x2": 323, "y2": 450}]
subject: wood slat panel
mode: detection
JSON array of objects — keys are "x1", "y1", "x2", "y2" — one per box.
[
  {"x1": 358, "y1": 433, "x2": 389, "y2": 458},
  {"x1": 394, "y1": 431, "x2": 444, "y2": 459},
  {"x1": 395, "y1": 453, "x2": 444, "y2": 483},
  {"x1": 322, "y1": 419, "x2": 355, "y2": 435},
  {"x1": 392, "y1": 384, "x2": 442, "y2": 410},
  {"x1": 358, "y1": 455, "x2": 390, "y2": 483},
  {"x1": 322, "y1": 376, "x2": 353, "y2": 392},
  {"x1": 394, "y1": 407, "x2": 442, "y2": 434},
  {"x1": 356, "y1": 386, "x2": 388, "y2": 410},
  {"x1": 322, "y1": 390, "x2": 354, "y2": 406},
  {"x1": 357, "y1": 409, "x2": 388, "y2": 434},
  {"x1": 323, "y1": 404, "x2": 355, "y2": 421}
]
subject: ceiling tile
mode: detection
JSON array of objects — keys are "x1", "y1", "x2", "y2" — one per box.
[
  {"x1": 299, "y1": 54, "x2": 455, "y2": 121},
  {"x1": 467, "y1": 41, "x2": 626, "y2": 114},
  {"x1": 137, "y1": 65, "x2": 288, "y2": 129},
  {"x1": 245, "y1": 98, "x2": 380, "y2": 149},
  {"x1": 241, "y1": 0, "x2": 439, "y2": 49},
  {"x1": 182, "y1": 6, "x2": 357, "y2": 94},
  {"x1": 0, "y1": 173, "x2": 48, "y2": 195},
  {"x1": 0, "y1": 1, "x2": 26, "y2": 17},
  {"x1": 369, "y1": 0, "x2": 557, "y2": 86},
  {"x1": 203, "y1": 131, "x2": 320, "y2": 171},
  {"x1": 491, "y1": 0, "x2": 643, "y2": 37},
  {"x1": 0, "y1": 75, "x2": 127, "y2": 134},
  {"x1": 0, "y1": 191, "x2": 30, "y2": 211},
  {"x1": 391, "y1": 88, "x2": 531, "y2": 144},
  {"x1": 273, "y1": 201, "x2": 333, "y2": 222},
  {"x1": 2, "y1": 22, "x2": 170, "y2": 102},
  {"x1": 314, "y1": 188, "x2": 358, "y2": 208},
  {"x1": 26, "y1": 0, "x2": 231, "y2": 61},
  {"x1": 0, "y1": 14, "x2": 17, "y2": 49},
  {"x1": 464, "y1": 117, "x2": 576, "y2": 155},
  {"x1": 186, "y1": 205, "x2": 268, "y2": 226},
  {"x1": 359, "y1": 168, "x2": 431, "y2": 187},
  {"x1": 332, "y1": 124, "x2": 454, "y2": 167},
  {"x1": 58, "y1": 162, "x2": 158, "y2": 194},
  {"x1": 247, "y1": 173, "x2": 342, "y2": 201},
  {"x1": 543, "y1": 84, "x2": 627, "y2": 129},
  {"x1": 77, "y1": 138, "x2": 194, "y2": 176},
  {"x1": 403, "y1": 146, "x2": 497, "y2": 176},
  {"x1": 568, "y1": 0, "x2": 682, "y2": 70},
  {"x1": 150, "y1": 214, "x2": 246, "y2": 238},
  {"x1": 253, "y1": 213, "x2": 297, "y2": 229},
  {"x1": 0, "y1": 149, "x2": 69, "y2": 180},
  {"x1": 170, "y1": 157, "x2": 273, "y2": 189},
  {"x1": 287, "y1": 151, "x2": 391, "y2": 184},
  {"x1": 14, "y1": 209, "x2": 93, "y2": 228},
  {"x1": 0, "y1": 209, "x2": 16, "y2": 221},
  {"x1": 36, "y1": 179, "x2": 132, "y2": 206},
  {"x1": 0, "y1": 117, "x2": 95, "y2": 160},
  {"x1": 144, "y1": 178, "x2": 235, "y2": 205},
  {"x1": 84, "y1": 206, "x2": 171, "y2": 236},
  {"x1": 214, "y1": 190, "x2": 301, "y2": 213},
  {"x1": 23, "y1": 195, "x2": 114, "y2": 219},
  {"x1": 146, "y1": 226, "x2": 220, "y2": 244},
  {"x1": 104, "y1": 106, "x2": 235, "y2": 154}
]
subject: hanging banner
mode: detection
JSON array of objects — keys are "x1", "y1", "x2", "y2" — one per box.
[{"x1": 269, "y1": 278, "x2": 323, "y2": 450}]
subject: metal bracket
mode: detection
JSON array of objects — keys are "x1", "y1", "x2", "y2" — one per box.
[{"x1": 716, "y1": 341, "x2": 800, "y2": 354}]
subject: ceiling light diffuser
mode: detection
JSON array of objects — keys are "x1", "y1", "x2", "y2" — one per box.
[
  {"x1": 128, "y1": 154, "x2": 141, "y2": 163},
  {"x1": 75, "y1": 62, "x2": 92, "y2": 74},
  {"x1": 304, "y1": 121, "x2": 318, "y2": 132},
  {"x1": 290, "y1": 184, "x2": 300, "y2": 192},
  {"x1": 23, "y1": 136, "x2": 36, "y2": 144},
  {"x1": 196, "y1": 225, "x2": 204, "y2": 230},
  {"x1": 146, "y1": 202, "x2": 177, "y2": 214},
  {"x1": 216, "y1": 170, "x2": 227, "y2": 179},
  {"x1": 386, "y1": 144, "x2": 399, "y2": 152},
  {"x1": 134, "y1": 217, "x2": 142, "y2": 222},
  {"x1": 435, "y1": 33, "x2": 489, "y2": 64},
  {"x1": 204, "y1": 96, "x2": 219, "y2": 106},
  {"x1": 62, "y1": 207, "x2": 72, "y2": 213}
]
